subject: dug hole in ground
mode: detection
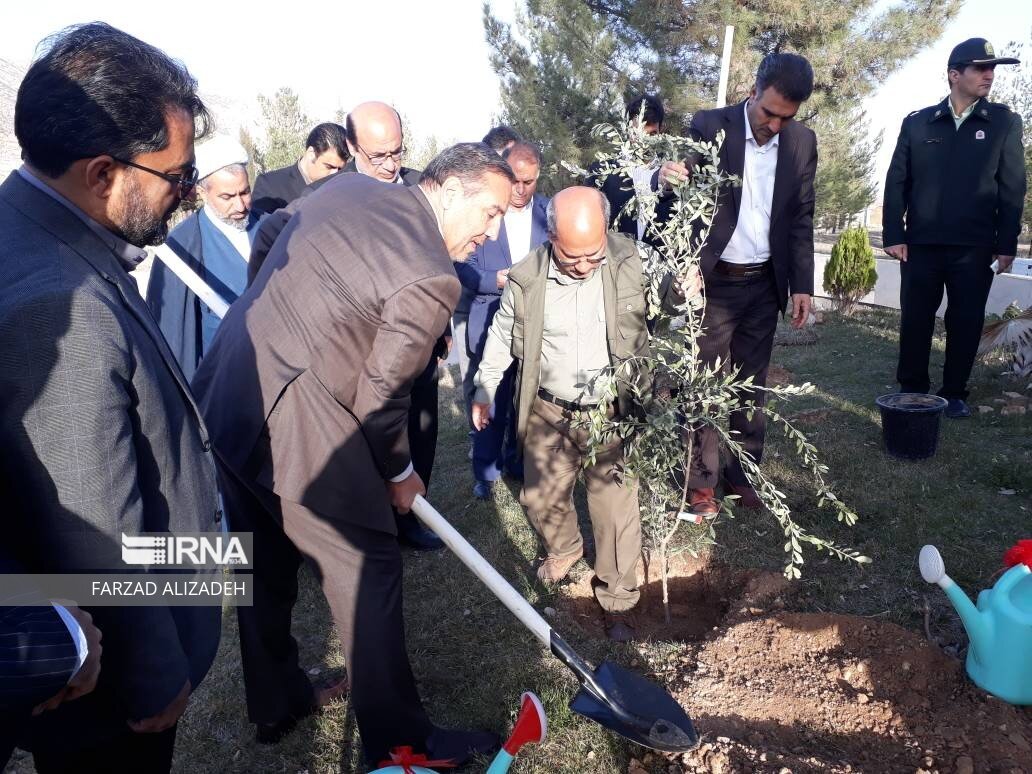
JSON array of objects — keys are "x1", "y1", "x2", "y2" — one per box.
[{"x1": 559, "y1": 553, "x2": 1031, "y2": 774}]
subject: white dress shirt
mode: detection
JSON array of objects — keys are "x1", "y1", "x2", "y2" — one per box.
[
  {"x1": 203, "y1": 204, "x2": 251, "y2": 260},
  {"x1": 720, "y1": 103, "x2": 778, "y2": 265},
  {"x1": 630, "y1": 163, "x2": 658, "y2": 240},
  {"x1": 504, "y1": 202, "x2": 534, "y2": 265},
  {"x1": 52, "y1": 603, "x2": 88, "y2": 679}
]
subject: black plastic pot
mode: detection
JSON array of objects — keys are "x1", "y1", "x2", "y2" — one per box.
[{"x1": 875, "y1": 393, "x2": 948, "y2": 460}]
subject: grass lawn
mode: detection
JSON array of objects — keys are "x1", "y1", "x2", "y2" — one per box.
[{"x1": 8, "y1": 306, "x2": 1028, "y2": 774}]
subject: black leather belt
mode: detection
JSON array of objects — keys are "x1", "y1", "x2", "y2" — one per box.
[
  {"x1": 537, "y1": 388, "x2": 598, "y2": 412},
  {"x1": 714, "y1": 260, "x2": 771, "y2": 278}
]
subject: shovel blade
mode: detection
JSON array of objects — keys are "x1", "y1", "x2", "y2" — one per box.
[{"x1": 570, "y1": 660, "x2": 698, "y2": 753}]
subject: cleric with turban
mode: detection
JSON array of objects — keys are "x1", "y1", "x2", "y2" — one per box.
[{"x1": 145, "y1": 135, "x2": 260, "y2": 380}]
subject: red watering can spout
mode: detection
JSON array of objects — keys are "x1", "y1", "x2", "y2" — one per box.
[{"x1": 503, "y1": 692, "x2": 547, "y2": 755}]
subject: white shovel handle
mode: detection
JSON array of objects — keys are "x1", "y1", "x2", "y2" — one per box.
[
  {"x1": 154, "y1": 244, "x2": 231, "y2": 319},
  {"x1": 410, "y1": 495, "x2": 552, "y2": 646}
]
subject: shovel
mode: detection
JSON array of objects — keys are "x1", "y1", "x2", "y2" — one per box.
[{"x1": 411, "y1": 496, "x2": 699, "y2": 753}]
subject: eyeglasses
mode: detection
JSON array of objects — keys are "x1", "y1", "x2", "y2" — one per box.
[
  {"x1": 556, "y1": 255, "x2": 605, "y2": 268},
  {"x1": 355, "y1": 143, "x2": 405, "y2": 167},
  {"x1": 111, "y1": 156, "x2": 199, "y2": 199}
]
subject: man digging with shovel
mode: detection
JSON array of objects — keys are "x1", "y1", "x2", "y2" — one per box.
[{"x1": 473, "y1": 186, "x2": 700, "y2": 642}]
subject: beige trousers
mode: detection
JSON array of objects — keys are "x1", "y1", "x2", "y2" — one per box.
[{"x1": 520, "y1": 397, "x2": 641, "y2": 612}]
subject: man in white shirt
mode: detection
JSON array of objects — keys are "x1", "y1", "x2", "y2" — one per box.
[
  {"x1": 657, "y1": 52, "x2": 818, "y2": 517},
  {"x1": 591, "y1": 93, "x2": 666, "y2": 241},
  {"x1": 456, "y1": 141, "x2": 550, "y2": 499},
  {"x1": 146, "y1": 135, "x2": 260, "y2": 381}
]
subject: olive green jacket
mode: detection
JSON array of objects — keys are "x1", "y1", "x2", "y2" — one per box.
[{"x1": 475, "y1": 232, "x2": 672, "y2": 452}]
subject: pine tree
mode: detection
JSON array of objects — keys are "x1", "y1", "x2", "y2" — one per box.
[
  {"x1": 812, "y1": 108, "x2": 882, "y2": 230},
  {"x1": 238, "y1": 126, "x2": 262, "y2": 183},
  {"x1": 993, "y1": 28, "x2": 1032, "y2": 257},
  {"x1": 823, "y1": 226, "x2": 877, "y2": 315},
  {"x1": 484, "y1": 0, "x2": 961, "y2": 201},
  {"x1": 256, "y1": 87, "x2": 310, "y2": 173},
  {"x1": 483, "y1": 0, "x2": 629, "y2": 190}
]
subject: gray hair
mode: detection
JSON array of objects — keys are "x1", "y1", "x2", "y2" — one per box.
[
  {"x1": 198, "y1": 162, "x2": 248, "y2": 187},
  {"x1": 420, "y1": 142, "x2": 515, "y2": 191},
  {"x1": 546, "y1": 190, "x2": 610, "y2": 236},
  {"x1": 502, "y1": 141, "x2": 542, "y2": 166}
]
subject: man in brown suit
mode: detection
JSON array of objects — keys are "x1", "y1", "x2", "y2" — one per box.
[
  {"x1": 247, "y1": 101, "x2": 445, "y2": 552},
  {"x1": 191, "y1": 143, "x2": 514, "y2": 766}
]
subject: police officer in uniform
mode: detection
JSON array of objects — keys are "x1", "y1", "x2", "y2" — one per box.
[{"x1": 883, "y1": 38, "x2": 1026, "y2": 418}]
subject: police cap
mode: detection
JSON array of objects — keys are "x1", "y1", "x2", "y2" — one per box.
[{"x1": 948, "y1": 38, "x2": 1020, "y2": 69}]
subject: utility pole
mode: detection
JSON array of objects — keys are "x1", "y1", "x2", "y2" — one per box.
[{"x1": 716, "y1": 25, "x2": 735, "y2": 108}]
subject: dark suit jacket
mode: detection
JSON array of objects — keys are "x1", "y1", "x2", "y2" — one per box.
[
  {"x1": 883, "y1": 97, "x2": 1026, "y2": 255},
  {"x1": 588, "y1": 162, "x2": 639, "y2": 238},
  {"x1": 455, "y1": 194, "x2": 549, "y2": 358},
  {"x1": 663, "y1": 100, "x2": 817, "y2": 309},
  {"x1": 248, "y1": 161, "x2": 423, "y2": 285},
  {"x1": 251, "y1": 162, "x2": 308, "y2": 215},
  {"x1": 0, "y1": 172, "x2": 222, "y2": 746},
  {"x1": 0, "y1": 600, "x2": 77, "y2": 765},
  {"x1": 192, "y1": 173, "x2": 459, "y2": 532},
  {"x1": 0, "y1": 605, "x2": 77, "y2": 711}
]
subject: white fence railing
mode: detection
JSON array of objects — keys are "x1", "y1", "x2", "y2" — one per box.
[{"x1": 813, "y1": 255, "x2": 1032, "y2": 317}]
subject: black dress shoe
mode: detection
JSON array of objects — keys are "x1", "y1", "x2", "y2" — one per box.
[
  {"x1": 945, "y1": 398, "x2": 971, "y2": 418},
  {"x1": 397, "y1": 514, "x2": 445, "y2": 551},
  {"x1": 424, "y1": 726, "x2": 500, "y2": 768},
  {"x1": 256, "y1": 707, "x2": 314, "y2": 744}
]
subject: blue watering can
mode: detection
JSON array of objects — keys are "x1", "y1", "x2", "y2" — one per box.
[{"x1": 919, "y1": 545, "x2": 1032, "y2": 704}]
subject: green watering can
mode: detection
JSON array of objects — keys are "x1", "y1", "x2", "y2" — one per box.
[{"x1": 919, "y1": 544, "x2": 1032, "y2": 705}]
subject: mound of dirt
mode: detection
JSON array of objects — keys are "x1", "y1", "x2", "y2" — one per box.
[
  {"x1": 681, "y1": 612, "x2": 1030, "y2": 773},
  {"x1": 559, "y1": 557, "x2": 1032, "y2": 773},
  {"x1": 560, "y1": 555, "x2": 791, "y2": 643}
]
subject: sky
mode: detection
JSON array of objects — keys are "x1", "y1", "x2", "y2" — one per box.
[
  {"x1": 0, "y1": 0, "x2": 1027, "y2": 192},
  {"x1": 0, "y1": 0, "x2": 520, "y2": 147},
  {"x1": 863, "y1": 0, "x2": 1032, "y2": 194}
]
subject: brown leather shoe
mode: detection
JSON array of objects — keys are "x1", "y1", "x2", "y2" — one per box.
[
  {"x1": 689, "y1": 487, "x2": 720, "y2": 518},
  {"x1": 727, "y1": 482, "x2": 763, "y2": 509},
  {"x1": 536, "y1": 552, "x2": 582, "y2": 584}
]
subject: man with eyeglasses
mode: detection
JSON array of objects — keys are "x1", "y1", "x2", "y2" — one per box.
[
  {"x1": 0, "y1": 22, "x2": 222, "y2": 772},
  {"x1": 146, "y1": 136, "x2": 263, "y2": 381},
  {"x1": 344, "y1": 101, "x2": 421, "y2": 186},
  {"x1": 247, "y1": 100, "x2": 446, "y2": 552},
  {"x1": 471, "y1": 186, "x2": 699, "y2": 642}
]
